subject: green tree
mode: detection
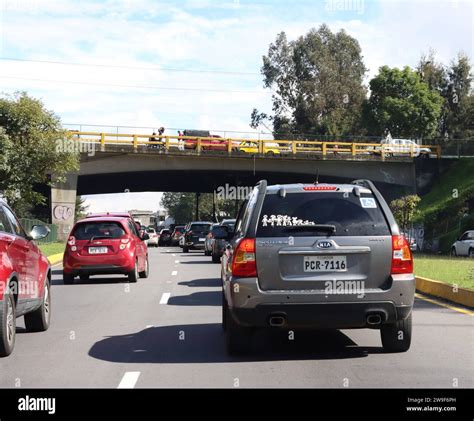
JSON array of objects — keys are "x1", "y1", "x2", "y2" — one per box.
[
  {"x1": 390, "y1": 195, "x2": 421, "y2": 235},
  {"x1": 75, "y1": 196, "x2": 89, "y2": 221},
  {"x1": 444, "y1": 54, "x2": 473, "y2": 139},
  {"x1": 252, "y1": 25, "x2": 367, "y2": 138},
  {"x1": 363, "y1": 66, "x2": 444, "y2": 139},
  {"x1": 0, "y1": 92, "x2": 79, "y2": 216},
  {"x1": 161, "y1": 192, "x2": 241, "y2": 223},
  {"x1": 417, "y1": 51, "x2": 473, "y2": 139},
  {"x1": 161, "y1": 192, "x2": 196, "y2": 223}
]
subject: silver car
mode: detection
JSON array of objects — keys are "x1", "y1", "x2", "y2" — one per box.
[
  {"x1": 451, "y1": 230, "x2": 474, "y2": 257},
  {"x1": 221, "y1": 180, "x2": 415, "y2": 354}
]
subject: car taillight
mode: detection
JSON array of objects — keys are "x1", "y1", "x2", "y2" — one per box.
[
  {"x1": 68, "y1": 236, "x2": 76, "y2": 246},
  {"x1": 121, "y1": 238, "x2": 130, "y2": 244},
  {"x1": 231, "y1": 238, "x2": 257, "y2": 277},
  {"x1": 391, "y1": 235, "x2": 413, "y2": 274}
]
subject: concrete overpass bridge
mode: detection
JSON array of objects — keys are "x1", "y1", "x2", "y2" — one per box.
[{"x1": 50, "y1": 131, "x2": 441, "y2": 239}]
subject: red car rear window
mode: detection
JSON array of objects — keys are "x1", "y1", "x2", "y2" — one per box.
[{"x1": 73, "y1": 221, "x2": 126, "y2": 240}]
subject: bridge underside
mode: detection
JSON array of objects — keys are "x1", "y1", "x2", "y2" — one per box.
[
  {"x1": 77, "y1": 170, "x2": 409, "y2": 201},
  {"x1": 77, "y1": 152, "x2": 417, "y2": 200}
]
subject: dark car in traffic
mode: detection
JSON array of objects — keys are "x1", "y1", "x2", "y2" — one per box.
[
  {"x1": 210, "y1": 225, "x2": 234, "y2": 263},
  {"x1": 182, "y1": 222, "x2": 212, "y2": 253},
  {"x1": 158, "y1": 228, "x2": 172, "y2": 246}
]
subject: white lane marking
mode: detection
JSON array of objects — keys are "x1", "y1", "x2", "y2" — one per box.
[
  {"x1": 160, "y1": 292, "x2": 171, "y2": 304},
  {"x1": 171, "y1": 270, "x2": 178, "y2": 276},
  {"x1": 174, "y1": 260, "x2": 180, "y2": 264},
  {"x1": 118, "y1": 371, "x2": 140, "y2": 389}
]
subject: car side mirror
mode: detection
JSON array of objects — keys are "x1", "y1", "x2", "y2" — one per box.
[
  {"x1": 29, "y1": 225, "x2": 50, "y2": 241},
  {"x1": 141, "y1": 232, "x2": 150, "y2": 241}
]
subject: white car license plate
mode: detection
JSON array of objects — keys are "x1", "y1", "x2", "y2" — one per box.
[
  {"x1": 89, "y1": 246, "x2": 108, "y2": 254},
  {"x1": 304, "y1": 256, "x2": 347, "y2": 272},
  {"x1": 199, "y1": 238, "x2": 205, "y2": 242}
]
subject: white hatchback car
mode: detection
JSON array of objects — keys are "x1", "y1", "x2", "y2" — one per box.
[
  {"x1": 145, "y1": 228, "x2": 159, "y2": 247},
  {"x1": 451, "y1": 231, "x2": 474, "y2": 257}
]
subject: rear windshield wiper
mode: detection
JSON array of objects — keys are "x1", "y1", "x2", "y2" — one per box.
[{"x1": 284, "y1": 224, "x2": 336, "y2": 234}]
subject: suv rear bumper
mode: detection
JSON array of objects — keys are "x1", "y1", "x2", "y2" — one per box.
[
  {"x1": 224, "y1": 275, "x2": 415, "y2": 329},
  {"x1": 231, "y1": 302, "x2": 412, "y2": 329}
]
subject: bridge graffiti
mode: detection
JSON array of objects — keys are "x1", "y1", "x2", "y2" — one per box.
[{"x1": 53, "y1": 205, "x2": 74, "y2": 221}]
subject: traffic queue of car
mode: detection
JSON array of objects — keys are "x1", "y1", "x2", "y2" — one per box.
[{"x1": 0, "y1": 193, "x2": 470, "y2": 358}]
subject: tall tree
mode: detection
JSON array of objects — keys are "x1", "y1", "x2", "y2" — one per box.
[
  {"x1": 417, "y1": 51, "x2": 473, "y2": 139},
  {"x1": 444, "y1": 54, "x2": 473, "y2": 139},
  {"x1": 362, "y1": 66, "x2": 444, "y2": 139},
  {"x1": 0, "y1": 92, "x2": 79, "y2": 216},
  {"x1": 252, "y1": 25, "x2": 367, "y2": 138}
]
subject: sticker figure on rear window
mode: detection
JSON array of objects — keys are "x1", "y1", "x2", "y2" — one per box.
[
  {"x1": 261, "y1": 214, "x2": 316, "y2": 227},
  {"x1": 360, "y1": 198, "x2": 377, "y2": 208}
]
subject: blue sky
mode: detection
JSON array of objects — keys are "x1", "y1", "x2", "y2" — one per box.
[{"x1": 0, "y1": 0, "x2": 472, "y2": 212}]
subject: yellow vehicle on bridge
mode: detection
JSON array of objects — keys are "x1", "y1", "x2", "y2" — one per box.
[{"x1": 237, "y1": 140, "x2": 281, "y2": 155}]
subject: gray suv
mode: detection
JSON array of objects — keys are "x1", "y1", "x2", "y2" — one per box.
[{"x1": 221, "y1": 180, "x2": 415, "y2": 354}]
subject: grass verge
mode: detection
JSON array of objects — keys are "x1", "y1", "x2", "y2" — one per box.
[
  {"x1": 39, "y1": 242, "x2": 65, "y2": 257},
  {"x1": 414, "y1": 254, "x2": 474, "y2": 290}
]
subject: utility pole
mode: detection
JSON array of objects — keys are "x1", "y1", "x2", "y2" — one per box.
[{"x1": 195, "y1": 192, "x2": 200, "y2": 220}]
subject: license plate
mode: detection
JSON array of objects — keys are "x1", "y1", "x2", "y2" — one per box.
[
  {"x1": 199, "y1": 238, "x2": 205, "y2": 242},
  {"x1": 89, "y1": 246, "x2": 108, "y2": 254},
  {"x1": 304, "y1": 256, "x2": 347, "y2": 272}
]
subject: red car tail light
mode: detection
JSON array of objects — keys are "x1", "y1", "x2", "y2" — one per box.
[
  {"x1": 121, "y1": 238, "x2": 130, "y2": 244},
  {"x1": 391, "y1": 235, "x2": 413, "y2": 274},
  {"x1": 231, "y1": 238, "x2": 257, "y2": 277},
  {"x1": 68, "y1": 236, "x2": 76, "y2": 246}
]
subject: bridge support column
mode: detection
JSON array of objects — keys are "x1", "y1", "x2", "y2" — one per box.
[{"x1": 51, "y1": 173, "x2": 78, "y2": 242}]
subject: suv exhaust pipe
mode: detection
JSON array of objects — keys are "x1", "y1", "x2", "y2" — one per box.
[
  {"x1": 269, "y1": 315, "x2": 286, "y2": 327},
  {"x1": 366, "y1": 313, "x2": 383, "y2": 326}
]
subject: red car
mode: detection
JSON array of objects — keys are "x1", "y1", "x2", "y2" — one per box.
[
  {"x1": 182, "y1": 130, "x2": 228, "y2": 151},
  {"x1": 0, "y1": 200, "x2": 51, "y2": 357},
  {"x1": 63, "y1": 216, "x2": 149, "y2": 284}
]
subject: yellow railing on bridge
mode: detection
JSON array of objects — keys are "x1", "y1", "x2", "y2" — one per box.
[{"x1": 67, "y1": 131, "x2": 442, "y2": 160}]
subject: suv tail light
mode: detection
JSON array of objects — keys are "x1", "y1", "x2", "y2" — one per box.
[
  {"x1": 391, "y1": 235, "x2": 413, "y2": 274},
  {"x1": 231, "y1": 238, "x2": 257, "y2": 277}
]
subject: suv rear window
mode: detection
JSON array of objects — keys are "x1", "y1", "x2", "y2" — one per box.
[
  {"x1": 190, "y1": 224, "x2": 211, "y2": 232},
  {"x1": 73, "y1": 221, "x2": 126, "y2": 240},
  {"x1": 256, "y1": 192, "x2": 390, "y2": 237}
]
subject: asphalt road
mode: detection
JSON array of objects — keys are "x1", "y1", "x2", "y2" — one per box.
[{"x1": 0, "y1": 247, "x2": 472, "y2": 388}]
